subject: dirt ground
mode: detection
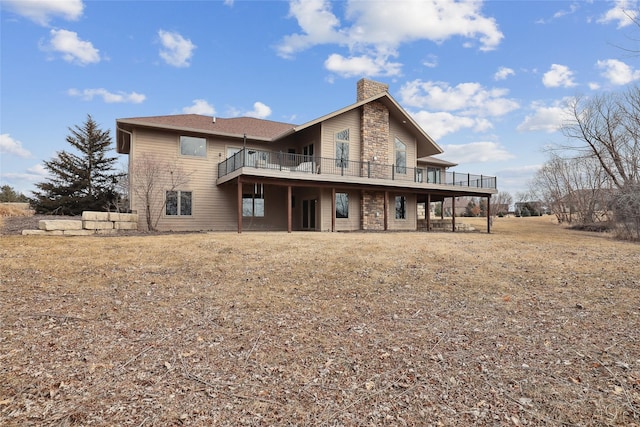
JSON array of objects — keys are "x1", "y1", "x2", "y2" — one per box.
[{"x1": 1, "y1": 216, "x2": 639, "y2": 426}]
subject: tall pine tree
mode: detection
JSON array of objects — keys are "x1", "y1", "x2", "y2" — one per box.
[{"x1": 32, "y1": 115, "x2": 120, "y2": 215}]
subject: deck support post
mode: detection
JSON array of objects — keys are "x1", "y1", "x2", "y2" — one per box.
[
  {"x1": 451, "y1": 197, "x2": 456, "y2": 232},
  {"x1": 237, "y1": 177, "x2": 243, "y2": 234},
  {"x1": 331, "y1": 188, "x2": 336, "y2": 232},
  {"x1": 384, "y1": 191, "x2": 388, "y2": 231},
  {"x1": 487, "y1": 195, "x2": 491, "y2": 234},
  {"x1": 287, "y1": 185, "x2": 292, "y2": 233},
  {"x1": 426, "y1": 194, "x2": 431, "y2": 232}
]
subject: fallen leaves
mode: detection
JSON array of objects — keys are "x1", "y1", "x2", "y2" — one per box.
[{"x1": 1, "y1": 217, "x2": 639, "y2": 425}]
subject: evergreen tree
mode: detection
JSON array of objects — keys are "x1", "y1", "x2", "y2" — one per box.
[
  {"x1": 0, "y1": 185, "x2": 29, "y2": 202},
  {"x1": 32, "y1": 115, "x2": 120, "y2": 215}
]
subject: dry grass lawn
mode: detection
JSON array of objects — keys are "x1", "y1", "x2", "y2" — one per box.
[{"x1": 1, "y1": 216, "x2": 639, "y2": 426}]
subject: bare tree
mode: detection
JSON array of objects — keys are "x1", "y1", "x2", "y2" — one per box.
[
  {"x1": 531, "y1": 153, "x2": 611, "y2": 224},
  {"x1": 490, "y1": 191, "x2": 512, "y2": 217},
  {"x1": 611, "y1": 182, "x2": 640, "y2": 240},
  {"x1": 561, "y1": 88, "x2": 640, "y2": 237},
  {"x1": 131, "y1": 155, "x2": 191, "y2": 231},
  {"x1": 563, "y1": 89, "x2": 640, "y2": 190}
]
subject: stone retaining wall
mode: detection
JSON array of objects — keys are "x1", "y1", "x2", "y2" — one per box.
[{"x1": 21, "y1": 211, "x2": 138, "y2": 236}]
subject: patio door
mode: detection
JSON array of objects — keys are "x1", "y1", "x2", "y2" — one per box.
[
  {"x1": 302, "y1": 199, "x2": 316, "y2": 230},
  {"x1": 303, "y1": 143, "x2": 314, "y2": 162}
]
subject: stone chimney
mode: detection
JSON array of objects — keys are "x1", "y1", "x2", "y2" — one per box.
[
  {"x1": 358, "y1": 78, "x2": 390, "y2": 231},
  {"x1": 357, "y1": 78, "x2": 389, "y2": 102}
]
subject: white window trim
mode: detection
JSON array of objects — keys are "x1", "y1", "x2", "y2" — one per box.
[{"x1": 165, "y1": 190, "x2": 193, "y2": 217}]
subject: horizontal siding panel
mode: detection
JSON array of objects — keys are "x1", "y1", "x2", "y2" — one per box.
[{"x1": 321, "y1": 109, "x2": 361, "y2": 161}]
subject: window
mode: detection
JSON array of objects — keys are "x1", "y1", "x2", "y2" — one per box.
[
  {"x1": 243, "y1": 183, "x2": 264, "y2": 217},
  {"x1": 395, "y1": 195, "x2": 406, "y2": 219},
  {"x1": 395, "y1": 138, "x2": 406, "y2": 174},
  {"x1": 336, "y1": 193, "x2": 349, "y2": 218},
  {"x1": 427, "y1": 167, "x2": 441, "y2": 184},
  {"x1": 335, "y1": 129, "x2": 349, "y2": 168},
  {"x1": 166, "y1": 191, "x2": 192, "y2": 216},
  {"x1": 180, "y1": 136, "x2": 206, "y2": 157}
]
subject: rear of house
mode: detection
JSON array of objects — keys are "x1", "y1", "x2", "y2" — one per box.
[{"x1": 116, "y1": 79, "x2": 498, "y2": 233}]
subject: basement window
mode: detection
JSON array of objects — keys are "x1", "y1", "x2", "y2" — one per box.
[{"x1": 166, "y1": 191, "x2": 192, "y2": 216}]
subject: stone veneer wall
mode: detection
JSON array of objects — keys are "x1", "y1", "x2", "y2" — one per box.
[
  {"x1": 360, "y1": 101, "x2": 390, "y2": 171},
  {"x1": 358, "y1": 79, "x2": 391, "y2": 230},
  {"x1": 361, "y1": 191, "x2": 386, "y2": 230},
  {"x1": 21, "y1": 211, "x2": 138, "y2": 236}
]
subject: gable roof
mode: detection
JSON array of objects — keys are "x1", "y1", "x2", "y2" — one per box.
[
  {"x1": 116, "y1": 91, "x2": 443, "y2": 157},
  {"x1": 288, "y1": 92, "x2": 443, "y2": 157}
]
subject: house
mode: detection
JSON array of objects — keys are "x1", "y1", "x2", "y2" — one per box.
[{"x1": 116, "y1": 79, "x2": 498, "y2": 233}]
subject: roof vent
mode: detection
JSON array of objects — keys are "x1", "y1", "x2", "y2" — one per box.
[{"x1": 212, "y1": 116, "x2": 216, "y2": 124}]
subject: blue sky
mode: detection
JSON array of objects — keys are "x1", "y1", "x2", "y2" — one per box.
[{"x1": 2, "y1": 0, "x2": 639, "y2": 198}]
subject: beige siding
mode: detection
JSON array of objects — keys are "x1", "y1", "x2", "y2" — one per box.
[
  {"x1": 320, "y1": 109, "x2": 361, "y2": 161},
  {"x1": 318, "y1": 188, "x2": 361, "y2": 232},
  {"x1": 388, "y1": 192, "x2": 417, "y2": 231},
  {"x1": 390, "y1": 118, "x2": 417, "y2": 169},
  {"x1": 130, "y1": 129, "x2": 235, "y2": 231}
]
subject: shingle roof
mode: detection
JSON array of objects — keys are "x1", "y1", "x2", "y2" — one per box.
[{"x1": 117, "y1": 114, "x2": 295, "y2": 140}]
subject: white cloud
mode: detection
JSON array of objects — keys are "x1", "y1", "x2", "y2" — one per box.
[
  {"x1": 516, "y1": 99, "x2": 573, "y2": 133},
  {"x1": 494, "y1": 66, "x2": 515, "y2": 81},
  {"x1": 28, "y1": 163, "x2": 49, "y2": 177},
  {"x1": 68, "y1": 88, "x2": 145, "y2": 103},
  {"x1": 2, "y1": 164, "x2": 49, "y2": 187},
  {"x1": 411, "y1": 111, "x2": 491, "y2": 140},
  {"x1": 182, "y1": 99, "x2": 216, "y2": 115},
  {"x1": 399, "y1": 80, "x2": 519, "y2": 117},
  {"x1": 422, "y1": 54, "x2": 438, "y2": 68},
  {"x1": 596, "y1": 59, "x2": 640, "y2": 85},
  {"x1": 494, "y1": 164, "x2": 542, "y2": 196},
  {"x1": 536, "y1": 3, "x2": 580, "y2": 24},
  {"x1": 277, "y1": 0, "x2": 346, "y2": 59},
  {"x1": 2, "y1": 0, "x2": 83, "y2": 26},
  {"x1": 45, "y1": 29, "x2": 100, "y2": 65},
  {"x1": 324, "y1": 53, "x2": 402, "y2": 77},
  {"x1": 542, "y1": 64, "x2": 576, "y2": 88},
  {"x1": 0, "y1": 134, "x2": 31, "y2": 158},
  {"x1": 245, "y1": 102, "x2": 272, "y2": 119},
  {"x1": 440, "y1": 141, "x2": 514, "y2": 164},
  {"x1": 158, "y1": 30, "x2": 196, "y2": 67},
  {"x1": 227, "y1": 102, "x2": 273, "y2": 119},
  {"x1": 277, "y1": 0, "x2": 503, "y2": 75},
  {"x1": 552, "y1": 3, "x2": 580, "y2": 19},
  {"x1": 598, "y1": 0, "x2": 638, "y2": 28},
  {"x1": 342, "y1": 0, "x2": 503, "y2": 51}
]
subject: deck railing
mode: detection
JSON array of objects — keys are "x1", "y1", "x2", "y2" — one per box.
[{"x1": 218, "y1": 149, "x2": 497, "y2": 189}]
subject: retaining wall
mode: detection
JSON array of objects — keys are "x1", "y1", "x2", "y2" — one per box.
[{"x1": 21, "y1": 211, "x2": 138, "y2": 236}]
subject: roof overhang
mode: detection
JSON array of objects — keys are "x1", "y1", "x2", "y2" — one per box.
[{"x1": 288, "y1": 93, "x2": 443, "y2": 157}]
